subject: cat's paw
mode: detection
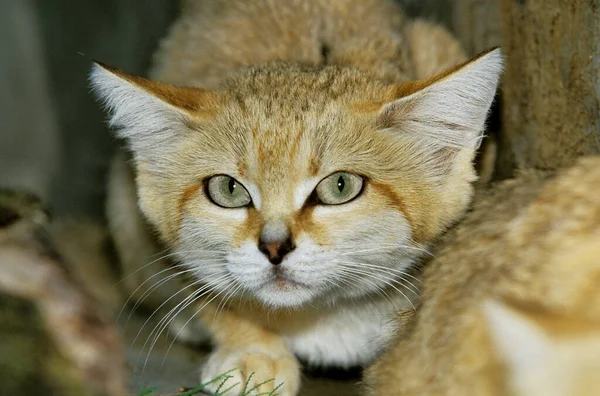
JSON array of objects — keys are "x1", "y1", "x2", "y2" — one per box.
[{"x1": 200, "y1": 347, "x2": 300, "y2": 395}]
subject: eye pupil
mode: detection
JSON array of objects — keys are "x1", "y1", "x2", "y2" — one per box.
[
  {"x1": 337, "y1": 176, "x2": 345, "y2": 193},
  {"x1": 314, "y1": 172, "x2": 363, "y2": 205},
  {"x1": 228, "y1": 178, "x2": 236, "y2": 194}
]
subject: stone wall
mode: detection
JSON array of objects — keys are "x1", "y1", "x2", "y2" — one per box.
[
  {"x1": 501, "y1": 0, "x2": 600, "y2": 170},
  {"x1": 449, "y1": 0, "x2": 599, "y2": 173}
]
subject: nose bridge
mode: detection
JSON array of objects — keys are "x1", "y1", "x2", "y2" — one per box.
[
  {"x1": 255, "y1": 173, "x2": 298, "y2": 264},
  {"x1": 258, "y1": 183, "x2": 295, "y2": 241},
  {"x1": 260, "y1": 217, "x2": 290, "y2": 244}
]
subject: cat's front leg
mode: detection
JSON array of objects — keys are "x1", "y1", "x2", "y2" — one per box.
[{"x1": 198, "y1": 303, "x2": 300, "y2": 395}]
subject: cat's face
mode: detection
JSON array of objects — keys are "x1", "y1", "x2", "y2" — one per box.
[
  {"x1": 91, "y1": 50, "x2": 502, "y2": 308},
  {"x1": 169, "y1": 73, "x2": 424, "y2": 308}
]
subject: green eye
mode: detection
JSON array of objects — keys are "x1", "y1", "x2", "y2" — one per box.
[
  {"x1": 206, "y1": 175, "x2": 251, "y2": 208},
  {"x1": 315, "y1": 172, "x2": 364, "y2": 205}
]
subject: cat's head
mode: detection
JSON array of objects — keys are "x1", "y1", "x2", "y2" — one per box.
[{"x1": 90, "y1": 49, "x2": 502, "y2": 308}]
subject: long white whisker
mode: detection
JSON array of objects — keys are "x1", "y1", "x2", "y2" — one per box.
[
  {"x1": 117, "y1": 263, "x2": 190, "y2": 321},
  {"x1": 339, "y1": 261, "x2": 420, "y2": 297},
  {"x1": 141, "y1": 273, "x2": 228, "y2": 353},
  {"x1": 126, "y1": 268, "x2": 196, "y2": 323},
  {"x1": 117, "y1": 248, "x2": 226, "y2": 286},
  {"x1": 337, "y1": 268, "x2": 398, "y2": 311},
  {"x1": 338, "y1": 266, "x2": 416, "y2": 311},
  {"x1": 116, "y1": 251, "x2": 181, "y2": 286},
  {"x1": 334, "y1": 259, "x2": 422, "y2": 285},
  {"x1": 125, "y1": 260, "x2": 228, "y2": 324},
  {"x1": 213, "y1": 286, "x2": 235, "y2": 325},
  {"x1": 339, "y1": 244, "x2": 435, "y2": 258},
  {"x1": 159, "y1": 276, "x2": 235, "y2": 368},
  {"x1": 333, "y1": 260, "x2": 421, "y2": 295},
  {"x1": 213, "y1": 280, "x2": 243, "y2": 326},
  {"x1": 135, "y1": 274, "x2": 229, "y2": 373},
  {"x1": 129, "y1": 278, "x2": 204, "y2": 348}
]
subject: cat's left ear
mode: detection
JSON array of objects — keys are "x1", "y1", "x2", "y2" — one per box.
[
  {"x1": 380, "y1": 47, "x2": 503, "y2": 165},
  {"x1": 89, "y1": 63, "x2": 221, "y2": 159}
]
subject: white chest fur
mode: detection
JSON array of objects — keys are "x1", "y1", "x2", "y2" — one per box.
[{"x1": 283, "y1": 293, "x2": 412, "y2": 368}]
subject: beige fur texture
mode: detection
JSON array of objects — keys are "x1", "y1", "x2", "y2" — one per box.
[
  {"x1": 89, "y1": 1, "x2": 503, "y2": 394},
  {"x1": 364, "y1": 156, "x2": 600, "y2": 396}
]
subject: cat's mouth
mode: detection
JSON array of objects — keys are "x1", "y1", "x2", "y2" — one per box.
[
  {"x1": 267, "y1": 268, "x2": 308, "y2": 290},
  {"x1": 245, "y1": 265, "x2": 321, "y2": 307}
]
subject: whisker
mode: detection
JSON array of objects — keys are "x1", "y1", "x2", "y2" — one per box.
[
  {"x1": 338, "y1": 244, "x2": 435, "y2": 258},
  {"x1": 337, "y1": 268, "x2": 398, "y2": 312},
  {"x1": 117, "y1": 248, "x2": 227, "y2": 286},
  {"x1": 129, "y1": 278, "x2": 205, "y2": 348},
  {"x1": 213, "y1": 280, "x2": 244, "y2": 326},
  {"x1": 121, "y1": 260, "x2": 228, "y2": 324},
  {"x1": 117, "y1": 263, "x2": 190, "y2": 321},
  {"x1": 159, "y1": 276, "x2": 235, "y2": 368},
  {"x1": 333, "y1": 259, "x2": 422, "y2": 286},
  {"x1": 134, "y1": 274, "x2": 229, "y2": 373},
  {"x1": 116, "y1": 251, "x2": 183, "y2": 286},
  {"x1": 339, "y1": 261, "x2": 421, "y2": 296},
  {"x1": 334, "y1": 260, "x2": 421, "y2": 296},
  {"x1": 337, "y1": 266, "x2": 417, "y2": 311},
  {"x1": 140, "y1": 273, "x2": 228, "y2": 354},
  {"x1": 140, "y1": 290, "x2": 226, "y2": 376},
  {"x1": 126, "y1": 268, "x2": 196, "y2": 323}
]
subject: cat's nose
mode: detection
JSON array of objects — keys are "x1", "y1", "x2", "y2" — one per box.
[
  {"x1": 258, "y1": 237, "x2": 295, "y2": 265},
  {"x1": 259, "y1": 219, "x2": 295, "y2": 265}
]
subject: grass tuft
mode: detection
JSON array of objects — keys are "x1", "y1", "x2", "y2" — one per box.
[{"x1": 135, "y1": 368, "x2": 283, "y2": 396}]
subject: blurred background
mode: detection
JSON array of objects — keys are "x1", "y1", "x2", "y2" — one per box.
[
  {"x1": 1, "y1": 0, "x2": 179, "y2": 219},
  {"x1": 1, "y1": 0, "x2": 598, "y2": 395}
]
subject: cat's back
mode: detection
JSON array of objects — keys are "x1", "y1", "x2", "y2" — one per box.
[
  {"x1": 151, "y1": 0, "x2": 415, "y2": 87},
  {"x1": 364, "y1": 156, "x2": 600, "y2": 396}
]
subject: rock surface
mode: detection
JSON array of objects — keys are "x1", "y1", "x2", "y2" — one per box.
[
  {"x1": 501, "y1": 0, "x2": 600, "y2": 170},
  {"x1": 0, "y1": 189, "x2": 126, "y2": 396}
]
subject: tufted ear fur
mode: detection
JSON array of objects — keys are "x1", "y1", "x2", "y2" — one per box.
[
  {"x1": 89, "y1": 63, "x2": 220, "y2": 162},
  {"x1": 379, "y1": 48, "x2": 503, "y2": 179},
  {"x1": 90, "y1": 64, "x2": 224, "y2": 235}
]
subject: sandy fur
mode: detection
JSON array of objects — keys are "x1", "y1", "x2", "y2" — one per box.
[
  {"x1": 364, "y1": 156, "x2": 600, "y2": 396},
  {"x1": 90, "y1": 1, "x2": 504, "y2": 394}
]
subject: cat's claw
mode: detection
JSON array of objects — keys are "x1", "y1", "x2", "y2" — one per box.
[{"x1": 200, "y1": 348, "x2": 300, "y2": 396}]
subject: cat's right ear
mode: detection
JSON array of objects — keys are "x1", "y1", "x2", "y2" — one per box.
[
  {"x1": 89, "y1": 63, "x2": 220, "y2": 160},
  {"x1": 378, "y1": 48, "x2": 502, "y2": 180}
]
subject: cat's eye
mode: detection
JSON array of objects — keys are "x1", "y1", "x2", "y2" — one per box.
[
  {"x1": 315, "y1": 172, "x2": 364, "y2": 205},
  {"x1": 206, "y1": 175, "x2": 251, "y2": 208}
]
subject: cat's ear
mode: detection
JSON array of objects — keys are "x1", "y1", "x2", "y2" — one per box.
[
  {"x1": 379, "y1": 48, "x2": 502, "y2": 175},
  {"x1": 483, "y1": 300, "x2": 552, "y2": 373},
  {"x1": 89, "y1": 63, "x2": 220, "y2": 158}
]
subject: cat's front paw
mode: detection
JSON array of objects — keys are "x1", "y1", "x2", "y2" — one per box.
[{"x1": 200, "y1": 347, "x2": 300, "y2": 395}]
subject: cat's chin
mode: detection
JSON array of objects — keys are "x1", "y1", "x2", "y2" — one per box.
[{"x1": 252, "y1": 279, "x2": 318, "y2": 308}]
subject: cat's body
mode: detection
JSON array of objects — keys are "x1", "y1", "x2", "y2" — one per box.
[
  {"x1": 364, "y1": 156, "x2": 600, "y2": 396},
  {"x1": 92, "y1": 0, "x2": 502, "y2": 393}
]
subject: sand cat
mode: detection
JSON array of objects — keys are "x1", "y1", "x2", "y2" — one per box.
[
  {"x1": 364, "y1": 156, "x2": 600, "y2": 396},
  {"x1": 90, "y1": 0, "x2": 501, "y2": 393}
]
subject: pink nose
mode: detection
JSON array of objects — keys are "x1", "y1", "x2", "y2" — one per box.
[{"x1": 258, "y1": 239, "x2": 295, "y2": 265}]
